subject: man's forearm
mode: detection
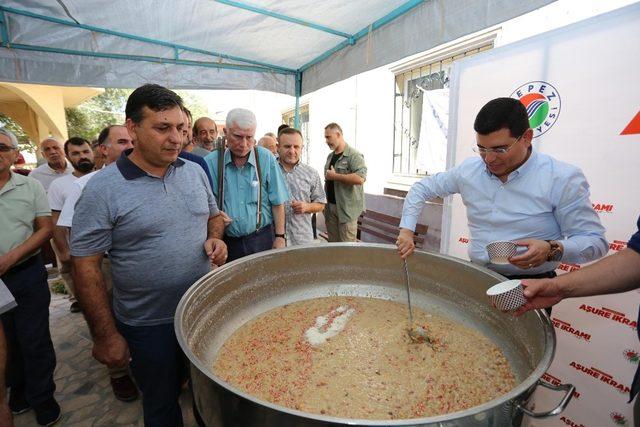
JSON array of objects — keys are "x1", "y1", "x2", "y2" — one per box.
[
  {"x1": 557, "y1": 248, "x2": 640, "y2": 299},
  {"x1": 272, "y1": 204, "x2": 285, "y2": 234},
  {"x1": 307, "y1": 202, "x2": 326, "y2": 214},
  {"x1": 207, "y1": 214, "x2": 225, "y2": 240},
  {"x1": 72, "y1": 256, "x2": 118, "y2": 341},
  {"x1": 6, "y1": 218, "x2": 52, "y2": 265},
  {"x1": 52, "y1": 225, "x2": 71, "y2": 262},
  {"x1": 333, "y1": 173, "x2": 365, "y2": 186}
]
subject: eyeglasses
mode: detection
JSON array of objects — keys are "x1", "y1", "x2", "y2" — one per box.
[
  {"x1": 473, "y1": 134, "x2": 524, "y2": 155},
  {"x1": 0, "y1": 144, "x2": 16, "y2": 152}
]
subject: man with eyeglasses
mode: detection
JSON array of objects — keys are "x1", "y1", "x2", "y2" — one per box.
[
  {"x1": 0, "y1": 128, "x2": 60, "y2": 426},
  {"x1": 191, "y1": 116, "x2": 219, "y2": 157},
  {"x1": 396, "y1": 97, "x2": 607, "y2": 283}
]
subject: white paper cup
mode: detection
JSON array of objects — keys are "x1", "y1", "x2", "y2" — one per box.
[
  {"x1": 486, "y1": 241, "x2": 518, "y2": 264},
  {"x1": 486, "y1": 280, "x2": 527, "y2": 311}
]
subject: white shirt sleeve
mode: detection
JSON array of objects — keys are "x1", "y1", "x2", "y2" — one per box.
[
  {"x1": 57, "y1": 181, "x2": 83, "y2": 228},
  {"x1": 47, "y1": 178, "x2": 65, "y2": 211}
]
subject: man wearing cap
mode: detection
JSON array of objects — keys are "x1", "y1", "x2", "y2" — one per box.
[
  {"x1": 0, "y1": 128, "x2": 60, "y2": 426},
  {"x1": 396, "y1": 97, "x2": 608, "y2": 283}
]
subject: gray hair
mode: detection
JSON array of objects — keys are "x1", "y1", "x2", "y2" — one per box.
[
  {"x1": 226, "y1": 108, "x2": 257, "y2": 130},
  {"x1": 0, "y1": 127, "x2": 19, "y2": 148}
]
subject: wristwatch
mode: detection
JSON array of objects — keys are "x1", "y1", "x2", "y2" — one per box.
[
  {"x1": 275, "y1": 233, "x2": 286, "y2": 240},
  {"x1": 546, "y1": 240, "x2": 563, "y2": 262}
]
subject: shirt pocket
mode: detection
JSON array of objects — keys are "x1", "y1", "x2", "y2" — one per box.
[
  {"x1": 335, "y1": 159, "x2": 350, "y2": 173},
  {"x1": 180, "y1": 189, "x2": 210, "y2": 217}
]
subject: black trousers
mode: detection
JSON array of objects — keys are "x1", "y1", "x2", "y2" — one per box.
[
  {"x1": 506, "y1": 270, "x2": 557, "y2": 316},
  {"x1": 224, "y1": 224, "x2": 274, "y2": 262},
  {"x1": 1, "y1": 254, "x2": 57, "y2": 406}
]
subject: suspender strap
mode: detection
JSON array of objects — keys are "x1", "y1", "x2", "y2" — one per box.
[
  {"x1": 216, "y1": 139, "x2": 225, "y2": 209},
  {"x1": 254, "y1": 147, "x2": 262, "y2": 232}
]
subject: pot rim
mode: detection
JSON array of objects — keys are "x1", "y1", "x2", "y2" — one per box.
[{"x1": 175, "y1": 243, "x2": 556, "y2": 426}]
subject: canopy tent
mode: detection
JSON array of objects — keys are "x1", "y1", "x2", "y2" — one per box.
[{"x1": 0, "y1": 0, "x2": 554, "y2": 125}]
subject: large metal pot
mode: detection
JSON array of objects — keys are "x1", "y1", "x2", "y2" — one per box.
[{"x1": 175, "y1": 244, "x2": 573, "y2": 426}]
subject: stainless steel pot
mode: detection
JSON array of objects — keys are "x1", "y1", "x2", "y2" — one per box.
[{"x1": 175, "y1": 244, "x2": 574, "y2": 426}]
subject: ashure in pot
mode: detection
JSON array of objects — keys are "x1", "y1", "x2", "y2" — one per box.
[{"x1": 175, "y1": 243, "x2": 574, "y2": 426}]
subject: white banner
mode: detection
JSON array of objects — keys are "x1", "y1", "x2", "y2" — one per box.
[{"x1": 444, "y1": 4, "x2": 640, "y2": 426}]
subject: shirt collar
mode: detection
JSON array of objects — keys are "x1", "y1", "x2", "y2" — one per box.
[
  {"x1": 224, "y1": 147, "x2": 257, "y2": 168},
  {"x1": 44, "y1": 160, "x2": 71, "y2": 174},
  {"x1": 116, "y1": 148, "x2": 185, "y2": 180},
  {"x1": 484, "y1": 149, "x2": 538, "y2": 181}
]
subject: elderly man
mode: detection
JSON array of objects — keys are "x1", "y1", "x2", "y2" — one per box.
[
  {"x1": 0, "y1": 128, "x2": 60, "y2": 426},
  {"x1": 0, "y1": 279, "x2": 17, "y2": 427},
  {"x1": 204, "y1": 108, "x2": 289, "y2": 261},
  {"x1": 277, "y1": 128, "x2": 326, "y2": 246},
  {"x1": 191, "y1": 116, "x2": 218, "y2": 157},
  {"x1": 258, "y1": 135, "x2": 277, "y2": 155},
  {"x1": 29, "y1": 138, "x2": 73, "y2": 192},
  {"x1": 397, "y1": 98, "x2": 608, "y2": 283},
  {"x1": 70, "y1": 84, "x2": 227, "y2": 426},
  {"x1": 48, "y1": 137, "x2": 95, "y2": 314},
  {"x1": 323, "y1": 123, "x2": 367, "y2": 242}
]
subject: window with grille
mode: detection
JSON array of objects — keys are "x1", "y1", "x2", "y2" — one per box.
[{"x1": 392, "y1": 43, "x2": 493, "y2": 177}]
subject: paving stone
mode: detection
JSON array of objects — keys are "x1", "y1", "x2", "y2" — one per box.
[
  {"x1": 62, "y1": 393, "x2": 101, "y2": 412},
  {"x1": 14, "y1": 293, "x2": 197, "y2": 427}
]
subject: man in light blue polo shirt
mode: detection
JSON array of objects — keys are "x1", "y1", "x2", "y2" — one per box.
[
  {"x1": 205, "y1": 108, "x2": 289, "y2": 261},
  {"x1": 397, "y1": 98, "x2": 607, "y2": 280},
  {"x1": 70, "y1": 84, "x2": 227, "y2": 427}
]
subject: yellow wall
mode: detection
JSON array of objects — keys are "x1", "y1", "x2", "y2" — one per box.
[{"x1": 0, "y1": 82, "x2": 102, "y2": 155}]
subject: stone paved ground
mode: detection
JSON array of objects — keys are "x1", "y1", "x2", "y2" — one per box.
[{"x1": 13, "y1": 290, "x2": 196, "y2": 427}]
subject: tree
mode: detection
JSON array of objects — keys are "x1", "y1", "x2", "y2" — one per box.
[
  {"x1": 65, "y1": 88, "x2": 209, "y2": 140},
  {"x1": 0, "y1": 113, "x2": 36, "y2": 154},
  {"x1": 65, "y1": 88, "x2": 130, "y2": 141}
]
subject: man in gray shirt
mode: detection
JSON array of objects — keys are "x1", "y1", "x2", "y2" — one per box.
[
  {"x1": 71, "y1": 84, "x2": 227, "y2": 426},
  {"x1": 277, "y1": 128, "x2": 326, "y2": 246}
]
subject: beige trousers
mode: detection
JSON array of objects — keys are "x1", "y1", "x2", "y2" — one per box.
[{"x1": 324, "y1": 203, "x2": 358, "y2": 242}]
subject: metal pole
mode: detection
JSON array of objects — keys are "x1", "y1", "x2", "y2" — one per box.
[{"x1": 294, "y1": 72, "x2": 302, "y2": 128}]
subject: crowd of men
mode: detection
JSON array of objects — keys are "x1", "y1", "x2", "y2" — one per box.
[
  {"x1": 1, "y1": 85, "x2": 637, "y2": 427},
  {"x1": 0, "y1": 83, "x2": 366, "y2": 426}
]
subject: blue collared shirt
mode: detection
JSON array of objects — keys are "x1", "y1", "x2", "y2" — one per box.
[
  {"x1": 400, "y1": 151, "x2": 608, "y2": 276},
  {"x1": 204, "y1": 146, "x2": 289, "y2": 237}
]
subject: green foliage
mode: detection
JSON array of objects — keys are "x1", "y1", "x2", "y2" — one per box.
[
  {"x1": 65, "y1": 88, "x2": 209, "y2": 140},
  {"x1": 65, "y1": 88, "x2": 131, "y2": 141},
  {"x1": 0, "y1": 113, "x2": 36, "y2": 153},
  {"x1": 175, "y1": 90, "x2": 210, "y2": 121},
  {"x1": 49, "y1": 279, "x2": 68, "y2": 295}
]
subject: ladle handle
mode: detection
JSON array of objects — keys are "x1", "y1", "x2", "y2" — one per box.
[
  {"x1": 516, "y1": 380, "x2": 575, "y2": 419},
  {"x1": 403, "y1": 259, "x2": 413, "y2": 325}
]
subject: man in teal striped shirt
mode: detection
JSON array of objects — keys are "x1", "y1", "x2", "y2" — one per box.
[{"x1": 205, "y1": 109, "x2": 289, "y2": 261}]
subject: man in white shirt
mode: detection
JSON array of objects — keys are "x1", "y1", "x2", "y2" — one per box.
[
  {"x1": 57, "y1": 125, "x2": 133, "y2": 228},
  {"x1": 48, "y1": 137, "x2": 95, "y2": 314},
  {"x1": 55, "y1": 125, "x2": 138, "y2": 403},
  {"x1": 29, "y1": 138, "x2": 73, "y2": 192}
]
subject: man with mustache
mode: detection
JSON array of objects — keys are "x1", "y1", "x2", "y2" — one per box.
[
  {"x1": 29, "y1": 138, "x2": 73, "y2": 192},
  {"x1": 47, "y1": 137, "x2": 95, "y2": 314},
  {"x1": 191, "y1": 116, "x2": 218, "y2": 157}
]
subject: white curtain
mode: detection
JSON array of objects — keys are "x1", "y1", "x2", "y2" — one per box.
[{"x1": 416, "y1": 88, "x2": 449, "y2": 174}]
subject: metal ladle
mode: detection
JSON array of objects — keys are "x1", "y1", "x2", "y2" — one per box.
[{"x1": 403, "y1": 259, "x2": 431, "y2": 343}]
